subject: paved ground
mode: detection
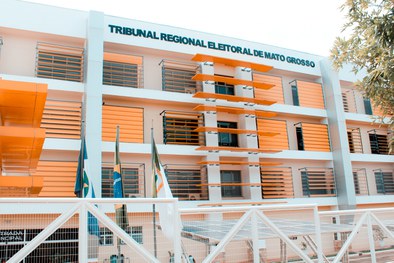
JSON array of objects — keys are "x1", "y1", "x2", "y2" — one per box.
[{"x1": 349, "y1": 250, "x2": 394, "y2": 263}]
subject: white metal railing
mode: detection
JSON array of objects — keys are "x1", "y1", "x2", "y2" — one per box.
[{"x1": 1, "y1": 199, "x2": 394, "y2": 263}]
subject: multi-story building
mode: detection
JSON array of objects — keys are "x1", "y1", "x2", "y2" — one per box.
[{"x1": 0, "y1": 0, "x2": 393, "y2": 262}]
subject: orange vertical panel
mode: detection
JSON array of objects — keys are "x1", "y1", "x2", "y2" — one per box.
[
  {"x1": 253, "y1": 74, "x2": 284, "y2": 104},
  {"x1": 41, "y1": 100, "x2": 82, "y2": 139},
  {"x1": 102, "y1": 105, "x2": 144, "y2": 143},
  {"x1": 297, "y1": 80, "x2": 325, "y2": 109},
  {"x1": 257, "y1": 119, "x2": 289, "y2": 151},
  {"x1": 34, "y1": 161, "x2": 79, "y2": 197},
  {"x1": 260, "y1": 167, "x2": 293, "y2": 199},
  {"x1": 302, "y1": 123, "x2": 331, "y2": 152}
]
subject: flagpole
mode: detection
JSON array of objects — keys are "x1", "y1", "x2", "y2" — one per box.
[
  {"x1": 116, "y1": 126, "x2": 121, "y2": 262},
  {"x1": 153, "y1": 203, "x2": 157, "y2": 258},
  {"x1": 151, "y1": 128, "x2": 157, "y2": 258},
  {"x1": 79, "y1": 106, "x2": 86, "y2": 198}
]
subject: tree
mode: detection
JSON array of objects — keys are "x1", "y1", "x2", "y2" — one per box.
[{"x1": 330, "y1": 0, "x2": 393, "y2": 152}]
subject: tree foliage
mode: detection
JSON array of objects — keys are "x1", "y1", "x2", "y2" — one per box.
[{"x1": 330, "y1": 0, "x2": 393, "y2": 151}]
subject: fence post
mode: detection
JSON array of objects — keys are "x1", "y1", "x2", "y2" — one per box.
[
  {"x1": 313, "y1": 206, "x2": 323, "y2": 263},
  {"x1": 366, "y1": 212, "x2": 377, "y2": 263},
  {"x1": 173, "y1": 200, "x2": 182, "y2": 263},
  {"x1": 79, "y1": 200, "x2": 88, "y2": 263},
  {"x1": 251, "y1": 209, "x2": 260, "y2": 263}
]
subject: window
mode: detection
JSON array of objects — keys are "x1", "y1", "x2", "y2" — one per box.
[
  {"x1": 374, "y1": 171, "x2": 394, "y2": 194},
  {"x1": 296, "y1": 127, "x2": 304, "y2": 150},
  {"x1": 100, "y1": 227, "x2": 113, "y2": 246},
  {"x1": 291, "y1": 85, "x2": 300, "y2": 106},
  {"x1": 103, "y1": 52, "x2": 142, "y2": 88},
  {"x1": 301, "y1": 169, "x2": 336, "y2": 197},
  {"x1": 103, "y1": 61, "x2": 138, "y2": 87},
  {"x1": 162, "y1": 111, "x2": 203, "y2": 145},
  {"x1": 215, "y1": 75, "x2": 235, "y2": 95},
  {"x1": 36, "y1": 43, "x2": 84, "y2": 82},
  {"x1": 353, "y1": 172, "x2": 360, "y2": 195},
  {"x1": 218, "y1": 121, "x2": 238, "y2": 147},
  {"x1": 369, "y1": 132, "x2": 389, "y2": 155},
  {"x1": 121, "y1": 226, "x2": 143, "y2": 245},
  {"x1": 100, "y1": 226, "x2": 143, "y2": 245},
  {"x1": 131, "y1": 226, "x2": 143, "y2": 244},
  {"x1": 102, "y1": 167, "x2": 140, "y2": 197},
  {"x1": 162, "y1": 67, "x2": 198, "y2": 93},
  {"x1": 221, "y1": 170, "x2": 242, "y2": 197},
  {"x1": 166, "y1": 169, "x2": 204, "y2": 200},
  {"x1": 164, "y1": 118, "x2": 199, "y2": 145},
  {"x1": 363, "y1": 98, "x2": 373, "y2": 115}
]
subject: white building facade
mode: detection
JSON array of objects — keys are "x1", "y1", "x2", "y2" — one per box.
[{"x1": 0, "y1": 1, "x2": 393, "y2": 262}]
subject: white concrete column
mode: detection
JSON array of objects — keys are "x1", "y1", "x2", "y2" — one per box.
[
  {"x1": 247, "y1": 155, "x2": 263, "y2": 201},
  {"x1": 320, "y1": 58, "x2": 356, "y2": 210},
  {"x1": 84, "y1": 11, "x2": 104, "y2": 197},
  {"x1": 203, "y1": 155, "x2": 222, "y2": 202},
  {"x1": 200, "y1": 62, "x2": 215, "y2": 93},
  {"x1": 234, "y1": 67, "x2": 261, "y2": 200}
]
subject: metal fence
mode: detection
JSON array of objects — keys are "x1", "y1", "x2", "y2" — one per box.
[{"x1": 1, "y1": 199, "x2": 394, "y2": 263}]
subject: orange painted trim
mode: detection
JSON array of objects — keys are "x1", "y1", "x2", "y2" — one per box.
[
  {"x1": 194, "y1": 126, "x2": 278, "y2": 136},
  {"x1": 198, "y1": 161, "x2": 282, "y2": 166},
  {"x1": 192, "y1": 74, "x2": 274, "y2": 90},
  {"x1": 104, "y1": 52, "x2": 142, "y2": 64},
  {"x1": 0, "y1": 79, "x2": 48, "y2": 127},
  {"x1": 192, "y1": 53, "x2": 273, "y2": 72},
  {"x1": 193, "y1": 105, "x2": 277, "y2": 117},
  {"x1": 0, "y1": 176, "x2": 43, "y2": 194},
  {"x1": 193, "y1": 92, "x2": 276, "y2": 105},
  {"x1": 195, "y1": 146, "x2": 279, "y2": 153}
]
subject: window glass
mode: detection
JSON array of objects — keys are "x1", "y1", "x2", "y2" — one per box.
[
  {"x1": 221, "y1": 170, "x2": 242, "y2": 197},
  {"x1": 291, "y1": 85, "x2": 300, "y2": 106},
  {"x1": 215, "y1": 75, "x2": 234, "y2": 95},
  {"x1": 218, "y1": 121, "x2": 238, "y2": 147},
  {"x1": 296, "y1": 127, "x2": 304, "y2": 151},
  {"x1": 363, "y1": 98, "x2": 373, "y2": 115}
]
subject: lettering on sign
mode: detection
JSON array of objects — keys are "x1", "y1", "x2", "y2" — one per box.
[
  {"x1": 108, "y1": 24, "x2": 316, "y2": 68},
  {"x1": 0, "y1": 230, "x2": 24, "y2": 243}
]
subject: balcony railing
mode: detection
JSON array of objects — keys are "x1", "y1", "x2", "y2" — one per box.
[
  {"x1": 103, "y1": 52, "x2": 143, "y2": 88},
  {"x1": 342, "y1": 89, "x2": 358, "y2": 113},
  {"x1": 300, "y1": 168, "x2": 336, "y2": 197},
  {"x1": 353, "y1": 168, "x2": 369, "y2": 195},
  {"x1": 164, "y1": 164, "x2": 208, "y2": 201},
  {"x1": 374, "y1": 169, "x2": 394, "y2": 195},
  {"x1": 260, "y1": 167, "x2": 294, "y2": 199},
  {"x1": 160, "y1": 60, "x2": 201, "y2": 94},
  {"x1": 36, "y1": 42, "x2": 84, "y2": 82},
  {"x1": 368, "y1": 129, "x2": 390, "y2": 155},
  {"x1": 102, "y1": 162, "x2": 145, "y2": 198},
  {"x1": 347, "y1": 128, "x2": 363, "y2": 153},
  {"x1": 161, "y1": 110, "x2": 205, "y2": 146}
]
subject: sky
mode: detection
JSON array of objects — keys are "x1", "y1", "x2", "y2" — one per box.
[{"x1": 23, "y1": 0, "x2": 348, "y2": 57}]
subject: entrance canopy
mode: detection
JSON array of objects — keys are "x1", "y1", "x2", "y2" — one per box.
[{"x1": 182, "y1": 218, "x2": 354, "y2": 245}]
